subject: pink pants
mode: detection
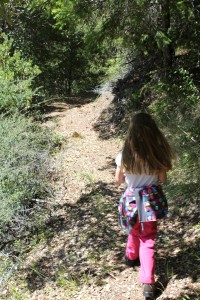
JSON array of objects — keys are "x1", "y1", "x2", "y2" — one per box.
[{"x1": 126, "y1": 220, "x2": 157, "y2": 284}]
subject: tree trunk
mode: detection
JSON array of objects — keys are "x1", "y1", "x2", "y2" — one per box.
[{"x1": 161, "y1": 0, "x2": 174, "y2": 78}]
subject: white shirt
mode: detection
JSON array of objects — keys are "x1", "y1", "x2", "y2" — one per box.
[{"x1": 115, "y1": 152, "x2": 158, "y2": 188}]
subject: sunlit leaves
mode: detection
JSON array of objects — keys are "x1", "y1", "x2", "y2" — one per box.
[
  {"x1": 155, "y1": 30, "x2": 172, "y2": 48},
  {"x1": 0, "y1": 34, "x2": 41, "y2": 112}
]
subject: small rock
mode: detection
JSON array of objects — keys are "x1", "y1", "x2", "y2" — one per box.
[{"x1": 72, "y1": 131, "x2": 82, "y2": 138}]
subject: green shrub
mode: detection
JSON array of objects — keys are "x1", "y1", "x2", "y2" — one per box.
[
  {"x1": 0, "y1": 114, "x2": 61, "y2": 230},
  {"x1": 149, "y1": 68, "x2": 200, "y2": 183},
  {"x1": 0, "y1": 34, "x2": 41, "y2": 113}
]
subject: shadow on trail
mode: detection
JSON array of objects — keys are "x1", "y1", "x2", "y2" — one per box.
[
  {"x1": 154, "y1": 235, "x2": 200, "y2": 298},
  {"x1": 25, "y1": 181, "x2": 126, "y2": 292},
  {"x1": 93, "y1": 72, "x2": 147, "y2": 140},
  {"x1": 154, "y1": 182, "x2": 200, "y2": 298},
  {"x1": 23, "y1": 178, "x2": 200, "y2": 299},
  {"x1": 92, "y1": 95, "x2": 127, "y2": 139},
  {"x1": 24, "y1": 179, "x2": 200, "y2": 300},
  {"x1": 42, "y1": 92, "x2": 97, "y2": 121}
]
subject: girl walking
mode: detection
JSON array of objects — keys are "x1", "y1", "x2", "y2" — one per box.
[{"x1": 115, "y1": 113, "x2": 174, "y2": 299}]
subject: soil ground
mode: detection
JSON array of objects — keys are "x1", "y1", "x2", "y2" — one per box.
[{"x1": 5, "y1": 91, "x2": 199, "y2": 300}]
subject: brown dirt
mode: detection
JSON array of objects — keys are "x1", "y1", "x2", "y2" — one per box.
[
  {"x1": 7, "y1": 91, "x2": 199, "y2": 300},
  {"x1": 44, "y1": 91, "x2": 122, "y2": 206}
]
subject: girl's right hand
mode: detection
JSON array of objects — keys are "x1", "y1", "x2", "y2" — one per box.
[
  {"x1": 115, "y1": 166, "x2": 125, "y2": 186},
  {"x1": 158, "y1": 170, "x2": 167, "y2": 183}
]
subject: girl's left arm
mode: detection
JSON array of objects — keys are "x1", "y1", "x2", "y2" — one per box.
[{"x1": 115, "y1": 166, "x2": 125, "y2": 186}]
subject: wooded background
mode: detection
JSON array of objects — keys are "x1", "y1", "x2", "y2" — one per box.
[{"x1": 0, "y1": 1, "x2": 199, "y2": 294}]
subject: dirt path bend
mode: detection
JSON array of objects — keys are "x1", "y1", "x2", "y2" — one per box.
[
  {"x1": 21, "y1": 91, "x2": 199, "y2": 300},
  {"x1": 46, "y1": 91, "x2": 122, "y2": 205}
]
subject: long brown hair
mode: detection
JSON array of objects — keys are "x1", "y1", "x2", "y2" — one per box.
[{"x1": 122, "y1": 113, "x2": 174, "y2": 174}]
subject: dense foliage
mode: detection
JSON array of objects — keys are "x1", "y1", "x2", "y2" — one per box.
[
  {"x1": 0, "y1": 1, "x2": 199, "y2": 296},
  {"x1": 3, "y1": 0, "x2": 115, "y2": 95},
  {"x1": 0, "y1": 0, "x2": 199, "y2": 227},
  {"x1": 0, "y1": 34, "x2": 41, "y2": 113}
]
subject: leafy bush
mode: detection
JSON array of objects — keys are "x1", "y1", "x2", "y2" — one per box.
[
  {"x1": 0, "y1": 114, "x2": 61, "y2": 230},
  {"x1": 149, "y1": 68, "x2": 200, "y2": 183},
  {"x1": 0, "y1": 34, "x2": 41, "y2": 113}
]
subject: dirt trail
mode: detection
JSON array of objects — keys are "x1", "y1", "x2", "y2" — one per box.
[
  {"x1": 29, "y1": 91, "x2": 145, "y2": 300},
  {"x1": 45, "y1": 91, "x2": 122, "y2": 205},
  {"x1": 23, "y1": 91, "x2": 199, "y2": 300}
]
